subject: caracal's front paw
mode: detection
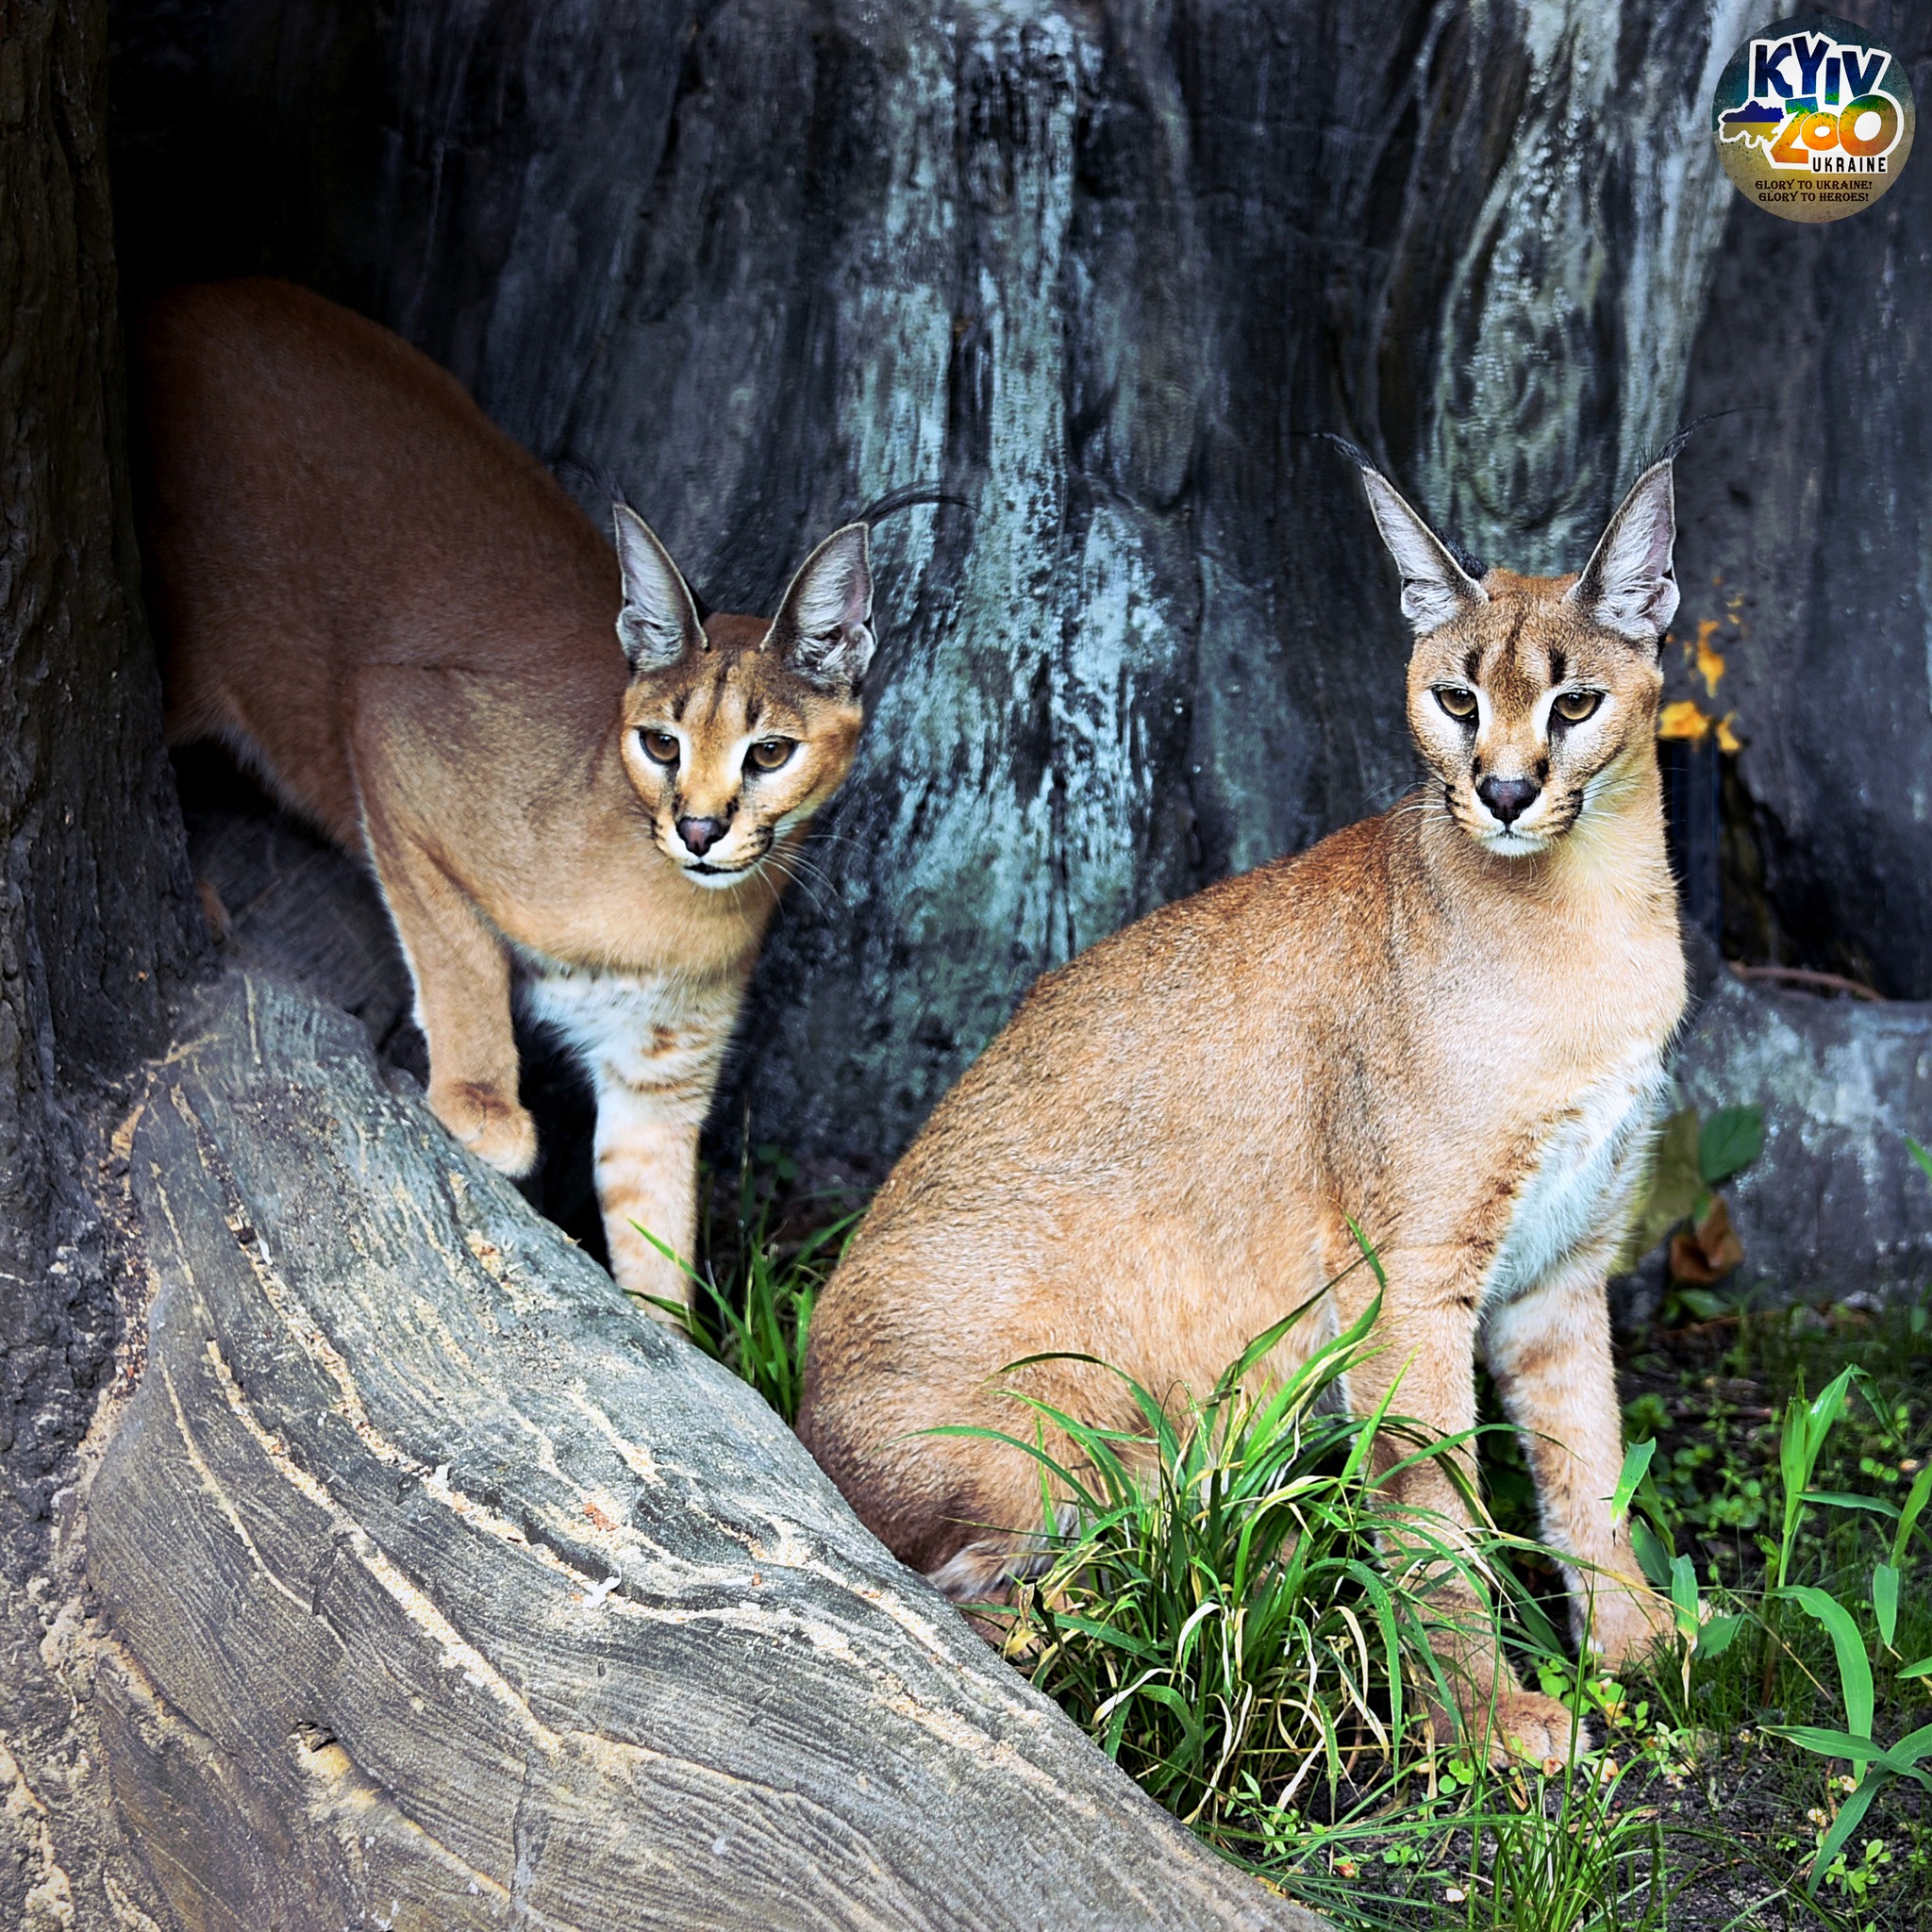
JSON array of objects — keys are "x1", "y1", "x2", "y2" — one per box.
[
  {"x1": 1433, "y1": 1682, "x2": 1582, "y2": 1771},
  {"x1": 608, "y1": 1240, "x2": 696, "y2": 1326},
  {"x1": 1483, "y1": 1688, "x2": 1583, "y2": 1771},
  {"x1": 431, "y1": 1080, "x2": 538, "y2": 1178},
  {"x1": 1585, "y1": 1573, "x2": 1676, "y2": 1671}
]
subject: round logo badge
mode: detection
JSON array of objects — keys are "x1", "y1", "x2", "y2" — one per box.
[{"x1": 1712, "y1": 13, "x2": 1914, "y2": 222}]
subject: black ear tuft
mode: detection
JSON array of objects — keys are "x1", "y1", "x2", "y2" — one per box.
[
  {"x1": 1346, "y1": 461, "x2": 1490, "y2": 637},
  {"x1": 1357, "y1": 469, "x2": 1489, "y2": 637},
  {"x1": 1569, "y1": 461, "x2": 1679, "y2": 646},
  {"x1": 769, "y1": 525, "x2": 874, "y2": 694}
]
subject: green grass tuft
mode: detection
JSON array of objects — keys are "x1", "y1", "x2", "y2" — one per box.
[{"x1": 632, "y1": 1145, "x2": 854, "y2": 1424}]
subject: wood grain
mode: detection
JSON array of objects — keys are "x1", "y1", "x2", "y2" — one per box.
[{"x1": 89, "y1": 972, "x2": 1324, "y2": 1929}]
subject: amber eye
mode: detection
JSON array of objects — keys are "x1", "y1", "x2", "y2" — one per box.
[
  {"x1": 640, "y1": 728, "x2": 680, "y2": 766},
  {"x1": 1433, "y1": 686, "x2": 1478, "y2": 723},
  {"x1": 746, "y1": 738, "x2": 795, "y2": 774},
  {"x1": 1552, "y1": 690, "x2": 1604, "y2": 724}
]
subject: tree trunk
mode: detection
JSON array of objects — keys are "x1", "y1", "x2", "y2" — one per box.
[
  {"x1": 109, "y1": 0, "x2": 1779, "y2": 1168},
  {"x1": 1, "y1": 0, "x2": 206, "y2": 1920},
  {"x1": 0, "y1": 7, "x2": 1325, "y2": 1922},
  {"x1": 88, "y1": 973, "x2": 1320, "y2": 1929},
  {"x1": 1669, "y1": 21, "x2": 1932, "y2": 1004}
]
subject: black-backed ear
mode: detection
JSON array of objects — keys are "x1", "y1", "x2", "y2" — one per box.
[
  {"x1": 612, "y1": 505, "x2": 704, "y2": 672},
  {"x1": 1570, "y1": 460, "x2": 1679, "y2": 646},
  {"x1": 1354, "y1": 465, "x2": 1489, "y2": 636},
  {"x1": 768, "y1": 523, "x2": 874, "y2": 693}
]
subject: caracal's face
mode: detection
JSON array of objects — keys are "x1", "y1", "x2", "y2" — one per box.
[
  {"x1": 608, "y1": 512, "x2": 874, "y2": 889},
  {"x1": 620, "y1": 616, "x2": 863, "y2": 889},
  {"x1": 1407, "y1": 571, "x2": 1666, "y2": 858}
]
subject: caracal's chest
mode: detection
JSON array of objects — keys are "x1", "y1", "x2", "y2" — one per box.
[
  {"x1": 516, "y1": 952, "x2": 741, "y2": 1094},
  {"x1": 1482, "y1": 1044, "x2": 1672, "y2": 1304}
]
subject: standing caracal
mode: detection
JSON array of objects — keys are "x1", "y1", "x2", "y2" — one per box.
[
  {"x1": 800, "y1": 451, "x2": 1690, "y2": 1761},
  {"x1": 136, "y1": 280, "x2": 878, "y2": 1314}
]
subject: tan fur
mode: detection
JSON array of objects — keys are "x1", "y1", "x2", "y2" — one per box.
[
  {"x1": 136, "y1": 279, "x2": 874, "y2": 1313},
  {"x1": 800, "y1": 459, "x2": 1690, "y2": 1762}
]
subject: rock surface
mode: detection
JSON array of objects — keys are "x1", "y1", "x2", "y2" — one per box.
[
  {"x1": 1672, "y1": 970, "x2": 1932, "y2": 1304},
  {"x1": 89, "y1": 972, "x2": 1324, "y2": 1929},
  {"x1": 108, "y1": 0, "x2": 1781, "y2": 1167}
]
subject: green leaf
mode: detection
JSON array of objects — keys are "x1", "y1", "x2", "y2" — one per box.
[
  {"x1": 1808, "y1": 1778, "x2": 1883, "y2": 1894},
  {"x1": 1893, "y1": 1465, "x2": 1932, "y2": 1567},
  {"x1": 1343, "y1": 1216, "x2": 1388, "y2": 1291},
  {"x1": 1670, "y1": 1552, "x2": 1701, "y2": 1643},
  {"x1": 1782, "y1": 1585, "x2": 1875, "y2": 1741},
  {"x1": 1808, "y1": 1367, "x2": 1858, "y2": 1448},
  {"x1": 1874, "y1": 1564, "x2": 1900, "y2": 1650},
  {"x1": 1897, "y1": 1657, "x2": 1932, "y2": 1682},
  {"x1": 1623, "y1": 1108, "x2": 1704, "y2": 1261},
  {"x1": 1610, "y1": 1439, "x2": 1657, "y2": 1525},
  {"x1": 1907, "y1": 1136, "x2": 1932, "y2": 1186},
  {"x1": 1696, "y1": 1613, "x2": 1745, "y2": 1658},
  {"x1": 1801, "y1": 1491, "x2": 1902, "y2": 1521},
  {"x1": 1630, "y1": 1518, "x2": 1673, "y2": 1590},
  {"x1": 1763, "y1": 1725, "x2": 1892, "y2": 1762},
  {"x1": 1674, "y1": 1286, "x2": 1731, "y2": 1321},
  {"x1": 1876, "y1": 1723, "x2": 1932, "y2": 1772},
  {"x1": 1699, "y1": 1104, "x2": 1765, "y2": 1185}
]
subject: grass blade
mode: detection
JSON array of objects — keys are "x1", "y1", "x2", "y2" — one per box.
[
  {"x1": 1807, "y1": 1776, "x2": 1882, "y2": 1894},
  {"x1": 1611, "y1": 1437, "x2": 1657, "y2": 1524},
  {"x1": 1874, "y1": 1562, "x2": 1900, "y2": 1650},
  {"x1": 1780, "y1": 1585, "x2": 1875, "y2": 1742}
]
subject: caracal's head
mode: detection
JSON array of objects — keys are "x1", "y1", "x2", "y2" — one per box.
[
  {"x1": 1355, "y1": 456, "x2": 1680, "y2": 858},
  {"x1": 608, "y1": 508, "x2": 873, "y2": 889}
]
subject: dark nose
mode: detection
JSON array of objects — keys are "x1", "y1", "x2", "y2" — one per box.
[
  {"x1": 676, "y1": 815, "x2": 729, "y2": 858},
  {"x1": 1476, "y1": 775, "x2": 1541, "y2": 827}
]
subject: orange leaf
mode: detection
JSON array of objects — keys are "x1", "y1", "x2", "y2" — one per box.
[
  {"x1": 1669, "y1": 1192, "x2": 1744, "y2": 1284},
  {"x1": 1694, "y1": 619, "x2": 1726, "y2": 696},
  {"x1": 1658, "y1": 700, "x2": 1712, "y2": 742}
]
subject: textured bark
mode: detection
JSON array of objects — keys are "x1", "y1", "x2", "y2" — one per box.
[
  {"x1": 90, "y1": 974, "x2": 1320, "y2": 1931},
  {"x1": 110, "y1": 0, "x2": 1769, "y2": 1171},
  {"x1": 1670, "y1": 3, "x2": 1932, "y2": 1001},
  {"x1": 0, "y1": 0, "x2": 205, "y2": 1923}
]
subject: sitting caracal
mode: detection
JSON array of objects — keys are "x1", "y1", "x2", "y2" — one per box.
[
  {"x1": 136, "y1": 280, "x2": 876, "y2": 1314},
  {"x1": 800, "y1": 451, "x2": 1690, "y2": 1760}
]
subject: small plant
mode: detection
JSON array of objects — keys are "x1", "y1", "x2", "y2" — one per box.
[
  {"x1": 1453, "y1": 1757, "x2": 1670, "y2": 1932},
  {"x1": 632, "y1": 1145, "x2": 855, "y2": 1424},
  {"x1": 1620, "y1": 1339, "x2": 1932, "y2": 1901},
  {"x1": 1757, "y1": 1428, "x2": 1932, "y2": 1888},
  {"x1": 951, "y1": 1270, "x2": 1542, "y2": 1831},
  {"x1": 1623, "y1": 1102, "x2": 1764, "y2": 1321}
]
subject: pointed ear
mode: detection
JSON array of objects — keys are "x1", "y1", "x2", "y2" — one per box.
[
  {"x1": 1570, "y1": 460, "x2": 1679, "y2": 645},
  {"x1": 612, "y1": 505, "x2": 703, "y2": 672},
  {"x1": 768, "y1": 523, "x2": 874, "y2": 693},
  {"x1": 1356, "y1": 466, "x2": 1488, "y2": 636}
]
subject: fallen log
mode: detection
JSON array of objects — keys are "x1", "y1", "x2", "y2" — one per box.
[{"x1": 88, "y1": 972, "x2": 1321, "y2": 1929}]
